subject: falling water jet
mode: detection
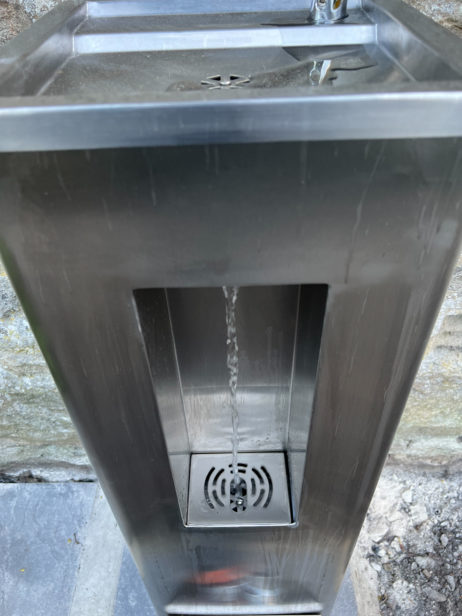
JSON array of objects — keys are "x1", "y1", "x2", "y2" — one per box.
[{"x1": 222, "y1": 286, "x2": 241, "y2": 488}]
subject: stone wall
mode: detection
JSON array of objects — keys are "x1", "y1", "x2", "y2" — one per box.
[
  {"x1": 0, "y1": 2, "x2": 31, "y2": 45},
  {"x1": 0, "y1": 0, "x2": 461, "y2": 478},
  {"x1": 0, "y1": 264, "x2": 93, "y2": 479},
  {"x1": 391, "y1": 253, "x2": 462, "y2": 465}
]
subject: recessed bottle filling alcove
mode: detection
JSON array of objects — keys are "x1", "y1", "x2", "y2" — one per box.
[{"x1": 134, "y1": 284, "x2": 327, "y2": 527}]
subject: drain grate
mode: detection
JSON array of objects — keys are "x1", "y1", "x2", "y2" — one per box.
[
  {"x1": 204, "y1": 463, "x2": 273, "y2": 512},
  {"x1": 201, "y1": 74, "x2": 251, "y2": 89},
  {"x1": 187, "y1": 452, "x2": 291, "y2": 527}
]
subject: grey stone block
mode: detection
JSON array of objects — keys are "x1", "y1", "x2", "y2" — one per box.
[
  {"x1": 0, "y1": 483, "x2": 96, "y2": 616},
  {"x1": 0, "y1": 483, "x2": 357, "y2": 616},
  {"x1": 332, "y1": 571, "x2": 358, "y2": 616},
  {"x1": 114, "y1": 549, "x2": 156, "y2": 616}
]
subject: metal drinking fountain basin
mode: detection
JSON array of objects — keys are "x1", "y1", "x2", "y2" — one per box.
[
  {"x1": 1, "y1": 0, "x2": 462, "y2": 146},
  {"x1": 0, "y1": 1, "x2": 461, "y2": 615}
]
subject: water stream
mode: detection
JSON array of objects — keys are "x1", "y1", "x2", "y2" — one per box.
[{"x1": 222, "y1": 286, "x2": 241, "y2": 487}]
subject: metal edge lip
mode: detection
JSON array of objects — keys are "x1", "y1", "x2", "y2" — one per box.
[
  {"x1": 183, "y1": 521, "x2": 295, "y2": 528},
  {"x1": 0, "y1": 89, "x2": 462, "y2": 152},
  {"x1": 166, "y1": 611, "x2": 323, "y2": 615},
  {"x1": 166, "y1": 604, "x2": 323, "y2": 615},
  {"x1": 1, "y1": 87, "x2": 461, "y2": 110},
  {"x1": 1, "y1": 79, "x2": 461, "y2": 105},
  {"x1": 165, "y1": 602, "x2": 324, "y2": 616}
]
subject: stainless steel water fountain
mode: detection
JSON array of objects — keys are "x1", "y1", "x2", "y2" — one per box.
[{"x1": 1, "y1": 0, "x2": 461, "y2": 614}]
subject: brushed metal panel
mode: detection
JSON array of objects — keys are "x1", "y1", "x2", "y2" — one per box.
[{"x1": 1, "y1": 136, "x2": 461, "y2": 615}]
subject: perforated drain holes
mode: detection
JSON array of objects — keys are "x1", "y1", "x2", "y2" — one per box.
[
  {"x1": 201, "y1": 74, "x2": 251, "y2": 89},
  {"x1": 204, "y1": 463, "x2": 273, "y2": 512},
  {"x1": 188, "y1": 452, "x2": 291, "y2": 526}
]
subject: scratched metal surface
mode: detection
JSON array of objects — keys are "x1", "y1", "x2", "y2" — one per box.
[{"x1": 1, "y1": 139, "x2": 461, "y2": 614}]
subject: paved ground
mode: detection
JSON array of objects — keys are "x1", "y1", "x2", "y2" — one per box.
[{"x1": 0, "y1": 482, "x2": 357, "y2": 616}]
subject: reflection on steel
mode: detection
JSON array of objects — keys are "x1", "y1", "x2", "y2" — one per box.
[{"x1": 0, "y1": 1, "x2": 461, "y2": 616}]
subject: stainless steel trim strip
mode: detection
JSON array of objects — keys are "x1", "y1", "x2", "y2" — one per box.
[
  {"x1": 73, "y1": 24, "x2": 376, "y2": 54},
  {"x1": 86, "y1": 0, "x2": 361, "y2": 18},
  {"x1": 1, "y1": 89, "x2": 461, "y2": 152}
]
